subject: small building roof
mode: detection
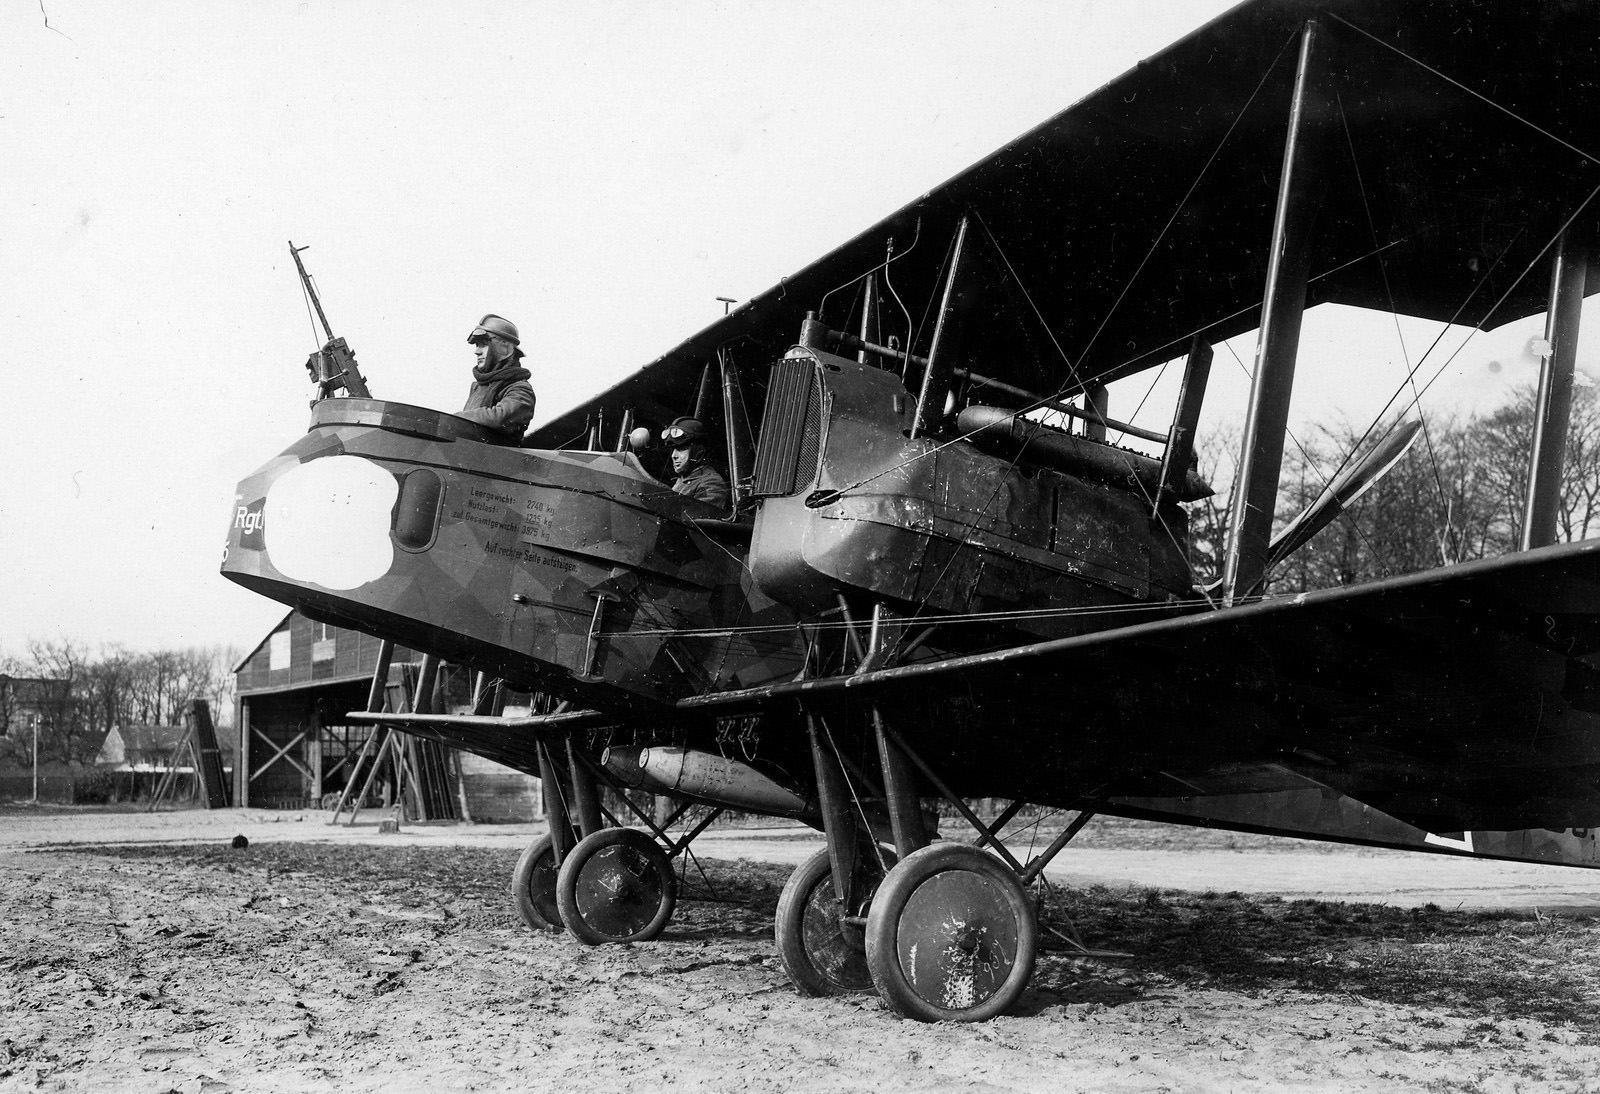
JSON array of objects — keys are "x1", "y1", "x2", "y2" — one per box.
[{"x1": 97, "y1": 723, "x2": 235, "y2": 769}]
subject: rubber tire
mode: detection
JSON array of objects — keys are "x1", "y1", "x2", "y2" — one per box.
[
  {"x1": 555, "y1": 827, "x2": 677, "y2": 946},
  {"x1": 510, "y1": 833, "x2": 564, "y2": 932},
  {"x1": 864, "y1": 843, "x2": 1037, "y2": 1022},
  {"x1": 775, "y1": 847, "x2": 895, "y2": 996}
]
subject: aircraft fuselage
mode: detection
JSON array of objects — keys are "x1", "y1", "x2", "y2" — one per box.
[{"x1": 223, "y1": 398, "x2": 805, "y2": 712}]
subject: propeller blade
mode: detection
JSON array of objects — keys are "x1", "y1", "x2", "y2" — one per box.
[{"x1": 1267, "y1": 419, "x2": 1424, "y2": 570}]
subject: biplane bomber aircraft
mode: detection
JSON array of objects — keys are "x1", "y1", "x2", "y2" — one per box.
[{"x1": 225, "y1": 0, "x2": 1600, "y2": 1021}]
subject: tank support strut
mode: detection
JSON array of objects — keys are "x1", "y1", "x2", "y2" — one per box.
[
  {"x1": 537, "y1": 738, "x2": 575, "y2": 862},
  {"x1": 809, "y1": 715, "x2": 864, "y2": 907},
  {"x1": 570, "y1": 746, "x2": 725, "y2": 860}
]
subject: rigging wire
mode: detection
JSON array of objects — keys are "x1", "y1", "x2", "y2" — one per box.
[
  {"x1": 819, "y1": 715, "x2": 894, "y2": 876},
  {"x1": 1067, "y1": 29, "x2": 1300, "y2": 372},
  {"x1": 592, "y1": 16, "x2": 1600, "y2": 652},
  {"x1": 1297, "y1": 13, "x2": 1600, "y2": 561},
  {"x1": 1408, "y1": 200, "x2": 1600, "y2": 407},
  {"x1": 811, "y1": 16, "x2": 1592, "y2": 590},
  {"x1": 1214, "y1": 337, "x2": 1387, "y2": 579},
  {"x1": 971, "y1": 210, "x2": 1087, "y2": 398},
  {"x1": 596, "y1": 595, "x2": 1221, "y2": 641},
  {"x1": 1332, "y1": 178, "x2": 1600, "y2": 523},
  {"x1": 1326, "y1": 12, "x2": 1600, "y2": 169},
  {"x1": 1330, "y1": 84, "x2": 1455, "y2": 568},
  {"x1": 901, "y1": 227, "x2": 960, "y2": 382},
  {"x1": 1121, "y1": 357, "x2": 1174, "y2": 444},
  {"x1": 822, "y1": 38, "x2": 1299, "y2": 502}
]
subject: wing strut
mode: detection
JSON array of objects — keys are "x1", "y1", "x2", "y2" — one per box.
[
  {"x1": 1152, "y1": 335, "x2": 1213, "y2": 520},
  {"x1": 910, "y1": 214, "x2": 973, "y2": 439},
  {"x1": 718, "y1": 346, "x2": 756, "y2": 513},
  {"x1": 1521, "y1": 226, "x2": 1591, "y2": 549},
  {"x1": 1222, "y1": 19, "x2": 1330, "y2": 604}
]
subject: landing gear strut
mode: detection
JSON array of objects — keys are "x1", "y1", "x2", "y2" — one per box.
[
  {"x1": 510, "y1": 734, "x2": 582, "y2": 933},
  {"x1": 783, "y1": 602, "x2": 1092, "y2": 1021},
  {"x1": 511, "y1": 728, "x2": 724, "y2": 946}
]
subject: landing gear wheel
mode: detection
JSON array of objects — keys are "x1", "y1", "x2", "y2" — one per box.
[
  {"x1": 865, "y1": 843, "x2": 1037, "y2": 1022},
  {"x1": 510, "y1": 833, "x2": 564, "y2": 932},
  {"x1": 555, "y1": 827, "x2": 677, "y2": 945},
  {"x1": 775, "y1": 847, "x2": 895, "y2": 996}
]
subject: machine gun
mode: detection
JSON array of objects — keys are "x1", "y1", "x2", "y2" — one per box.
[{"x1": 289, "y1": 240, "x2": 371, "y2": 402}]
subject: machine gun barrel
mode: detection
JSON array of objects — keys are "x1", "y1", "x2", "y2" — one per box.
[{"x1": 289, "y1": 240, "x2": 371, "y2": 401}]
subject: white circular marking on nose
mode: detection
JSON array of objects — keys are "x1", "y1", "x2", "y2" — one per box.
[{"x1": 265, "y1": 455, "x2": 398, "y2": 590}]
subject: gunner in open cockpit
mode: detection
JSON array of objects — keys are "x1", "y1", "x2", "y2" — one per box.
[
  {"x1": 458, "y1": 314, "x2": 536, "y2": 442},
  {"x1": 662, "y1": 417, "x2": 730, "y2": 508}
]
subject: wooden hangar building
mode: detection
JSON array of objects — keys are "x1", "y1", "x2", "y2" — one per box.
[{"x1": 234, "y1": 611, "x2": 538, "y2": 821}]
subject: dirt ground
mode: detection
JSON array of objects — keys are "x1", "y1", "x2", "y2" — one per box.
[{"x1": 4, "y1": 807, "x2": 1600, "y2": 1093}]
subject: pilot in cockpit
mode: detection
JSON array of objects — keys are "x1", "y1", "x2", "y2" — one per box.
[
  {"x1": 457, "y1": 313, "x2": 537, "y2": 443},
  {"x1": 661, "y1": 417, "x2": 730, "y2": 508}
]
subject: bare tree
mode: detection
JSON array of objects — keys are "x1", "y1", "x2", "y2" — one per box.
[
  {"x1": 0, "y1": 649, "x2": 24, "y2": 741},
  {"x1": 21, "y1": 639, "x2": 100, "y2": 765},
  {"x1": 0, "y1": 641, "x2": 245, "y2": 768},
  {"x1": 1186, "y1": 424, "x2": 1240, "y2": 589},
  {"x1": 1461, "y1": 382, "x2": 1600, "y2": 547},
  {"x1": 1208, "y1": 383, "x2": 1600, "y2": 596}
]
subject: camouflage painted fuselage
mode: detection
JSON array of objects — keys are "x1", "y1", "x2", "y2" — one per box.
[{"x1": 222, "y1": 399, "x2": 804, "y2": 712}]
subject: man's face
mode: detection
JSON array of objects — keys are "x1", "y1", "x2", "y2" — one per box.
[
  {"x1": 671, "y1": 444, "x2": 695, "y2": 475},
  {"x1": 472, "y1": 335, "x2": 510, "y2": 369}
]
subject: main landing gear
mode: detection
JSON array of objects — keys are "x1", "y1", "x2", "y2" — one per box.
[
  {"x1": 511, "y1": 832, "x2": 563, "y2": 932},
  {"x1": 782, "y1": 708, "x2": 1092, "y2": 1021},
  {"x1": 775, "y1": 846, "x2": 894, "y2": 995},
  {"x1": 511, "y1": 732, "x2": 723, "y2": 945},
  {"x1": 865, "y1": 842, "x2": 1037, "y2": 1022}
]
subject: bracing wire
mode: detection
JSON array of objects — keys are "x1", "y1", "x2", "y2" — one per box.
[
  {"x1": 595, "y1": 594, "x2": 1227, "y2": 642},
  {"x1": 1321, "y1": 177, "x2": 1600, "y2": 538},
  {"x1": 1068, "y1": 28, "x2": 1301, "y2": 373},
  {"x1": 815, "y1": 18, "x2": 1595, "y2": 594},
  {"x1": 819, "y1": 716, "x2": 893, "y2": 876},
  {"x1": 821, "y1": 39, "x2": 1298, "y2": 503},
  {"x1": 1326, "y1": 84, "x2": 1457, "y2": 572},
  {"x1": 1327, "y1": 12, "x2": 1600, "y2": 169},
  {"x1": 1214, "y1": 337, "x2": 1388, "y2": 578},
  {"x1": 611, "y1": 16, "x2": 1600, "y2": 651},
  {"x1": 1310, "y1": 12, "x2": 1600, "y2": 492}
]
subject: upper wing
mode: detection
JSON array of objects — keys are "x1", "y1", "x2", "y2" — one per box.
[
  {"x1": 680, "y1": 538, "x2": 1600, "y2": 832},
  {"x1": 530, "y1": 0, "x2": 1600, "y2": 447}
]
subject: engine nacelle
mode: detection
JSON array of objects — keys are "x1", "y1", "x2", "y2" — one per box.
[{"x1": 745, "y1": 347, "x2": 1197, "y2": 636}]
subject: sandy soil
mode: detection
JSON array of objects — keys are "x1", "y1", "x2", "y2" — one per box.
[{"x1": 4, "y1": 806, "x2": 1600, "y2": 1093}]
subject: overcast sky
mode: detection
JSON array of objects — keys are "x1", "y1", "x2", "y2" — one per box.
[{"x1": 1, "y1": 1, "x2": 1586, "y2": 659}]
